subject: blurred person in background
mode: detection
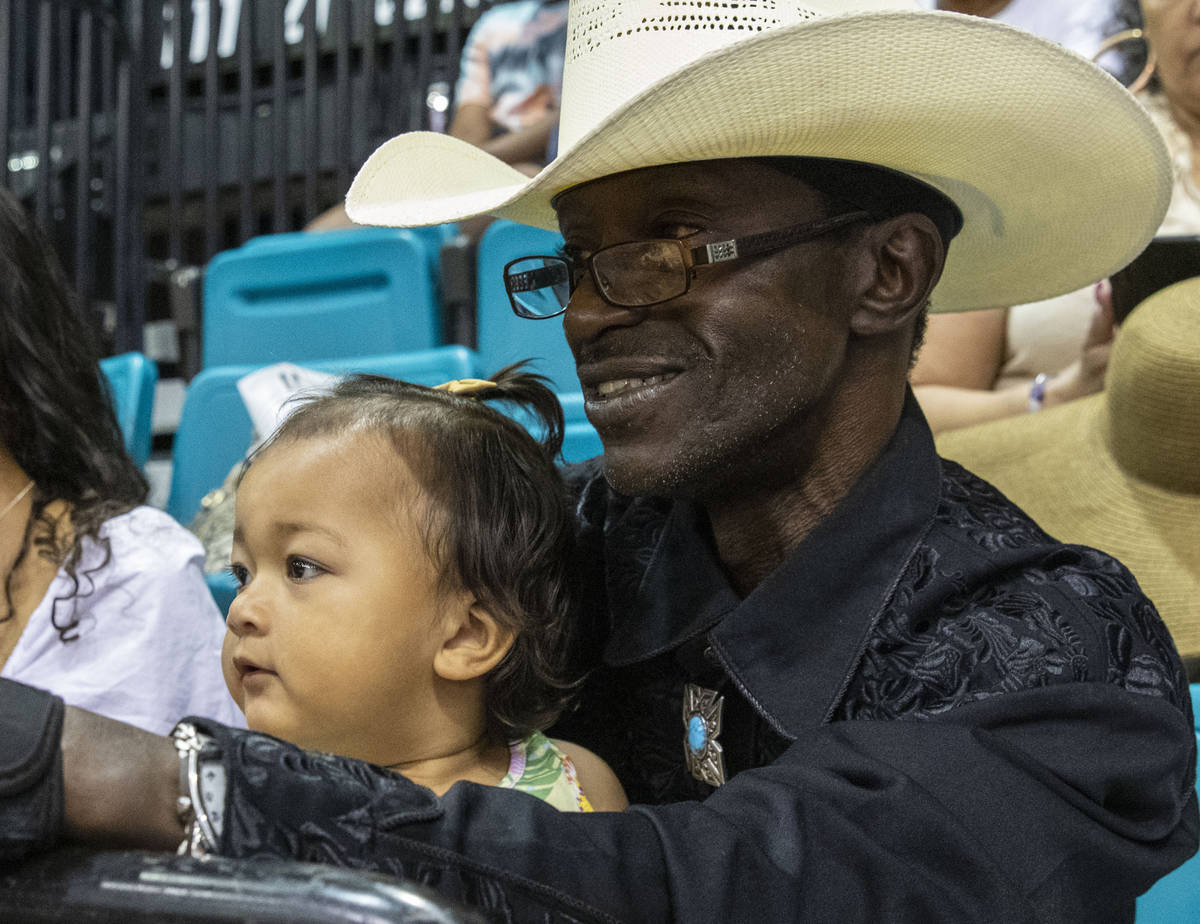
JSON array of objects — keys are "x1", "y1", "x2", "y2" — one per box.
[
  {"x1": 0, "y1": 188, "x2": 241, "y2": 734},
  {"x1": 919, "y1": 0, "x2": 1117, "y2": 60},
  {"x1": 909, "y1": 0, "x2": 1154, "y2": 433},
  {"x1": 308, "y1": 0, "x2": 568, "y2": 233},
  {"x1": 449, "y1": 0, "x2": 569, "y2": 177}
]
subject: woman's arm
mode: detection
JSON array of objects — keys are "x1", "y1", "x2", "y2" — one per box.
[
  {"x1": 912, "y1": 300, "x2": 1113, "y2": 434},
  {"x1": 910, "y1": 307, "x2": 1022, "y2": 434}
]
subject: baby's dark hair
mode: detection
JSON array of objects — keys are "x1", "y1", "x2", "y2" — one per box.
[{"x1": 248, "y1": 362, "x2": 576, "y2": 742}]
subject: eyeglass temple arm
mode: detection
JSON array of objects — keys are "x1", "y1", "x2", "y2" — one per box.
[{"x1": 688, "y1": 210, "x2": 872, "y2": 267}]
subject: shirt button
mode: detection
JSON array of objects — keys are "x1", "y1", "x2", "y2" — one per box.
[{"x1": 703, "y1": 645, "x2": 719, "y2": 664}]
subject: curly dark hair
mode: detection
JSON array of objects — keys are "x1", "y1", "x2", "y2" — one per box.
[
  {"x1": 0, "y1": 188, "x2": 148, "y2": 639},
  {"x1": 244, "y1": 363, "x2": 577, "y2": 742}
]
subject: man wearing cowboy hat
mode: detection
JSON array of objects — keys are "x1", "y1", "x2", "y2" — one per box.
[{"x1": 1, "y1": 0, "x2": 1196, "y2": 920}]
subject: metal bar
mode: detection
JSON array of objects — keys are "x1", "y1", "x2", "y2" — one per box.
[
  {"x1": 167, "y1": 0, "x2": 184, "y2": 262},
  {"x1": 448, "y1": 0, "x2": 465, "y2": 107},
  {"x1": 114, "y1": 0, "x2": 147, "y2": 353},
  {"x1": 237, "y1": 0, "x2": 254, "y2": 242},
  {"x1": 74, "y1": 9, "x2": 94, "y2": 310},
  {"x1": 358, "y1": 0, "x2": 375, "y2": 157},
  {"x1": 101, "y1": 16, "x2": 114, "y2": 137},
  {"x1": 57, "y1": 5, "x2": 72, "y2": 121},
  {"x1": 334, "y1": 0, "x2": 351, "y2": 194},
  {"x1": 0, "y1": 0, "x2": 12, "y2": 180},
  {"x1": 34, "y1": 0, "x2": 52, "y2": 226},
  {"x1": 12, "y1": 0, "x2": 27, "y2": 127},
  {"x1": 272, "y1": 0, "x2": 287, "y2": 232},
  {"x1": 99, "y1": 1, "x2": 115, "y2": 311},
  {"x1": 417, "y1": 0, "x2": 435, "y2": 130},
  {"x1": 204, "y1": 0, "x2": 221, "y2": 259},
  {"x1": 389, "y1": 0, "x2": 408, "y2": 136},
  {"x1": 302, "y1": 0, "x2": 318, "y2": 222}
]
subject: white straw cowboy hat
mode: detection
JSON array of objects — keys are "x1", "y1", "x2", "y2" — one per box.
[
  {"x1": 937, "y1": 278, "x2": 1200, "y2": 669},
  {"x1": 346, "y1": 0, "x2": 1171, "y2": 312}
]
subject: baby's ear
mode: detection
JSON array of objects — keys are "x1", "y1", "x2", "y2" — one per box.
[{"x1": 433, "y1": 597, "x2": 515, "y2": 682}]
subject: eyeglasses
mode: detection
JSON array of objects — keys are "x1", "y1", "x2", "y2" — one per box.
[{"x1": 502, "y1": 210, "x2": 871, "y2": 319}]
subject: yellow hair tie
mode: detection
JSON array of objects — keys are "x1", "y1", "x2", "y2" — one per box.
[{"x1": 434, "y1": 378, "x2": 497, "y2": 396}]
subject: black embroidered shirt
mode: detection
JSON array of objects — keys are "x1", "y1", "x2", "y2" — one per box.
[{"x1": 203, "y1": 395, "x2": 1198, "y2": 923}]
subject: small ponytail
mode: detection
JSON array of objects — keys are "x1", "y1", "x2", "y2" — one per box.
[{"x1": 470, "y1": 362, "x2": 565, "y2": 465}]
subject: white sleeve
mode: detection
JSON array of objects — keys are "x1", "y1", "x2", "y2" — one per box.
[{"x1": 1, "y1": 507, "x2": 245, "y2": 734}]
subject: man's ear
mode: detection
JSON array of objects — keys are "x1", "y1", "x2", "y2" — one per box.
[
  {"x1": 433, "y1": 598, "x2": 515, "y2": 682},
  {"x1": 849, "y1": 213, "x2": 945, "y2": 337}
]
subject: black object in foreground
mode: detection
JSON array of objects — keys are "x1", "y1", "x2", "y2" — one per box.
[{"x1": 0, "y1": 848, "x2": 487, "y2": 924}]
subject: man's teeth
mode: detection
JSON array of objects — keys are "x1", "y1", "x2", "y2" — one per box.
[{"x1": 597, "y1": 374, "x2": 672, "y2": 397}]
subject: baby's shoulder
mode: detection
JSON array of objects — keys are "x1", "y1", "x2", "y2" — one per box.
[{"x1": 553, "y1": 738, "x2": 627, "y2": 812}]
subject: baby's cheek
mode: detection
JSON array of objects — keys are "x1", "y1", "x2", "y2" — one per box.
[{"x1": 220, "y1": 631, "x2": 244, "y2": 710}]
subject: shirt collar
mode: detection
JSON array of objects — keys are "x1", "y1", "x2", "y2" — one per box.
[{"x1": 602, "y1": 392, "x2": 942, "y2": 737}]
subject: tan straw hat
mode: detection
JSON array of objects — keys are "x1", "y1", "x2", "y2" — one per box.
[
  {"x1": 937, "y1": 278, "x2": 1200, "y2": 670},
  {"x1": 346, "y1": 0, "x2": 1171, "y2": 313}
]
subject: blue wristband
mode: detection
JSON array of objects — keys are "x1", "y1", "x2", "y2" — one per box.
[{"x1": 1028, "y1": 373, "x2": 1050, "y2": 412}]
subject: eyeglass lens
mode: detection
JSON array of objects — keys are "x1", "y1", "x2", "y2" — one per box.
[
  {"x1": 505, "y1": 240, "x2": 691, "y2": 317},
  {"x1": 594, "y1": 240, "x2": 690, "y2": 306},
  {"x1": 506, "y1": 257, "x2": 574, "y2": 318}
]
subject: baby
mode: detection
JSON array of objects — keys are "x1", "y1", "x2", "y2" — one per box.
[{"x1": 221, "y1": 366, "x2": 625, "y2": 811}]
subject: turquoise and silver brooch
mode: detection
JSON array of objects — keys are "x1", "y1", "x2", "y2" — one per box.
[{"x1": 682, "y1": 683, "x2": 726, "y2": 786}]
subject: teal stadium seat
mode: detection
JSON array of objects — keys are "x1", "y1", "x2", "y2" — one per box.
[
  {"x1": 476, "y1": 220, "x2": 580, "y2": 394},
  {"x1": 556, "y1": 392, "x2": 602, "y2": 464},
  {"x1": 202, "y1": 228, "x2": 442, "y2": 368},
  {"x1": 240, "y1": 223, "x2": 457, "y2": 278},
  {"x1": 168, "y1": 347, "x2": 480, "y2": 615},
  {"x1": 1137, "y1": 682, "x2": 1200, "y2": 921},
  {"x1": 474, "y1": 221, "x2": 601, "y2": 460},
  {"x1": 99, "y1": 351, "x2": 158, "y2": 469}
]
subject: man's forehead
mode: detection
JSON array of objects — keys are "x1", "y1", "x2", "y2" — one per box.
[{"x1": 553, "y1": 159, "x2": 823, "y2": 225}]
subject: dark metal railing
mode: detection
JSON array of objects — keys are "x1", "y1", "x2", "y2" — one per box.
[{"x1": 2, "y1": 0, "x2": 479, "y2": 358}]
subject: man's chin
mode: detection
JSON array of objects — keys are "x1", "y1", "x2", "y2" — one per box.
[
  {"x1": 600, "y1": 451, "x2": 674, "y2": 499},
  {"x1": 599, "y1": 445, "x2": 708, "y2": 501},
  {"x1": 599, "y1": 433, "x2": 767, "y2": 503}
]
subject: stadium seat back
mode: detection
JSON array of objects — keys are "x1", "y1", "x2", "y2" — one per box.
[
  {"x1": 168, "y1": 346, "x2": 480, "y2": 526},
  {"x1": 1136, "y1": 682, "x2": 1200, "y2": 922},
  {"x1": 99, "y1": 351, "x2": 158, "y2": 469},
  {"x1": 202, "y1": 228, "x2": 441, "y2": 368},
  {"x1": 476, "y1": 220, "x2": 579, "y2": 393},
  {"x1": 558, "y1": 392, "x2": 602, "y2": 464}
]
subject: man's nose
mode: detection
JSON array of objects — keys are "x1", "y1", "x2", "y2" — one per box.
[{"x1": 563, "y1": 270, "x2": 647, "y2": 349}]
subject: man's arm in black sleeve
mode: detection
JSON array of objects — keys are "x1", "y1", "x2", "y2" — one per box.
[{"x1": 201, "y1": 680, "x2": 1197, "y2": 923}]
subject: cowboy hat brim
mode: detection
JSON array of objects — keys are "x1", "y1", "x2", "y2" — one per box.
[{"x1": 346, "y1": 11, "x2": 1170, "y2": 313}]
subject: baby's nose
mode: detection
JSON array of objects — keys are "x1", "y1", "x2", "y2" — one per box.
[{"x1": 225, "y1": 585, "x2": 267, "y2": 636}]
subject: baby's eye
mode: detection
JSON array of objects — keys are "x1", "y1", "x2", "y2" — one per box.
[
  {"x1": 228, "y1": 562, "x2": 250, "y2": 589},
  {"x1": 286, "y1": 557, "x2": 325, "y2": 582}
]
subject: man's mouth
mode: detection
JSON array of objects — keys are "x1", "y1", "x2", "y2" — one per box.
[{"x1": 595, "y1": 372, "x2": 678, "y2": 399}]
